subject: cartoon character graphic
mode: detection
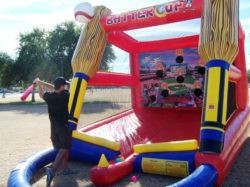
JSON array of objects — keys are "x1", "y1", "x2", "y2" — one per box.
[
  {"x1": 186, "y1": 0, "x2": 192, "y2": 8},
  {"x1": 176, "y1": 49, "x2": 183, "y2": 56},
  {"x1": 154, "y1": 83, "x2": 165, "y2": 105},
  {"x1": 141, "y1": 56, "x2": 153, "y2": 72},
  {"x1": 160, "y1": 82, "x2": 169, "y2": 98},
  {"x1": 181, "y1": 0, "x2": 194, "y2": 12},
  {"x1": 176, "y1": 67, "x2": 185, "y2": 83},
  {"x1": 193, "y1": 80, "x2": 204, "y2": 107},
  {"x1": 187, "y1": 89, "x2": 197, "y2": 107},
  {"x1": 148, "y1": 83, "x2": 156, "y2": 102},
  {"x1": 155, "y1": 58, "x2": 165, "y2": 79},
  {"x1": 193, "y1": 80, "x2": 203, "y2": 97},
  {"x1": 142, "y1": 84, "x2": 149, "y2": 106},
  {"x1": 143, "y1": 56, "x2": 152, "y2": 63}
]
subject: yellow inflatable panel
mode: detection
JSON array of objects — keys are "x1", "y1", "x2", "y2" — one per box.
[
  {"x1": 142, "y1": 157, "x2": 189, "y2": 177},
  {"x1": 72, "y1": 131, "x2": 120, "y2": 151},
  {"x1": 134, "y1": 140, "x2": 198, "y2": 154}
]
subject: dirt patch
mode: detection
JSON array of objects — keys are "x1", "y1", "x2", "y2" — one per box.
[
  {"x1": 31, "y1": 161, "x2": 178, "y2": 187},
  {"x1": 223, "y1": 137, "x2": 250, "y2": 187}
]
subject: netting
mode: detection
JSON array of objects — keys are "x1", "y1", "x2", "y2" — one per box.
[
  {"x1": 99, "y1": 44, "x2": 130, "y2": 74},
  {"x1": 78, "y1": 87, "x2": 131, "y2": 128},
  {"x1": 125, "y1": 18, "x2": 201, "y2": 42}
]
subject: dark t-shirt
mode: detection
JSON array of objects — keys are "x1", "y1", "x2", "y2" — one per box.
[{"x1": 43, "y1": 91, "x2": 69, "y2": 126}]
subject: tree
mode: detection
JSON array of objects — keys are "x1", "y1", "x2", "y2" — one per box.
[
  {"x1": 0, "y1": 52, "x2": 13, "y2": 73},
  {"x1": 0, "y1": 52, "x2": 11, "y2": 76},
  {"x1": 0, "y1": 52, "x2": 15, "y2": 87},
  {"x1": 15, "y1": 28, "x2": 47, "y2": 83},
  {"x1": 100, "y1": 43, "x2": 116, "y2": 71},
  {"x1": 1, "y1": 21, "x2": 116, "y2": 87},
  {"x1": 47, "y1": 21, "x2": 81, "y2": 80},
  {"x1": 46, "y1": 21, "x2": 116, "y2": 79}
]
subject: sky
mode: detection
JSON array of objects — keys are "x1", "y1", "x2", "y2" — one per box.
[{"x1": 0, "y1": 0, "x2": 249, "y2": 73}]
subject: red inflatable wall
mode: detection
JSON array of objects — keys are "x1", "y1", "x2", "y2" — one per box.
[
  {"x1": 88, "y1": 1, "x2": 248, "y2": 185},
  {"x1": 101, "y1": 0, "x2": 203, "y2": 32}
]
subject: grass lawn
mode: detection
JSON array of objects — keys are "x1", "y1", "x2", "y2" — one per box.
[{"x1": 165, "y1": 75, "x2": 196, "y2": 84}]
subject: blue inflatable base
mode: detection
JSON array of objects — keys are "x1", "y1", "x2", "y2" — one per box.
[
  {"x1": 7, "y1": 141, "x2": 217, "y2": 187},
  {"x1": 7, "y1": 148, "x2": 57, "y2": 187},
  {"x1": 168, "y1": 164, "x2": 218, "y2": 187},
  {"x1": 133, "y1": 151, "x2": 217, "y2": 187},
  {"x1": 8, "y1": 139, "x2": 120, "y2": 187},
  {"x1": 70, "y1": 138, "x2": 120, "y2": 164}
]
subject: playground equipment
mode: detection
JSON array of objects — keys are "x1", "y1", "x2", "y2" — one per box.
[{"x1": 8, "y1": 0, "x2": 250, "y2": 186}]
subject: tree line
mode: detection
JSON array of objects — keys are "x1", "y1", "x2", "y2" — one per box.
[{"x1": 0, "y1": 21, "x2": 116, "y2": 88}]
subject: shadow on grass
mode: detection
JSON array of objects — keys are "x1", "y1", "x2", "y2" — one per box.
[
  {"x1": 0, "y1": 101, "x2": 129, "y2": 115},
  {"x1": 0, "y1": 101, "x2": 45, "y2": 105}
]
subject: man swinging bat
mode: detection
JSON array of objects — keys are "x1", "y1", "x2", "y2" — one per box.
[{"x1": 34, "y1": 77, "x2": 73, "y2": 187}]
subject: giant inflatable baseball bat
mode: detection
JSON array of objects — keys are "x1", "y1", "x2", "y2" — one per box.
[
  {"x1": 68, "y1": 3, "x2": 111, "y2": 130},
  {"x1": 198, "y1": 0, "x2": 239, "y2": 153},
  {"x1": 20, "y1": 84, "x2": 35, "y2": 101}
]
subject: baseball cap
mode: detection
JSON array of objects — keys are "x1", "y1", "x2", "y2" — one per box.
[{"x1": 53, "y1": 77, "x2": 69, "y2": 89}]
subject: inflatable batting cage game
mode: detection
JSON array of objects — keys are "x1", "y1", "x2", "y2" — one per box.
[{"x1": 8, "y1": 0, "x2": 250, "y2": 187}]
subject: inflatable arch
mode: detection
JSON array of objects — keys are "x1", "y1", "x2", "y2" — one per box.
[{"x1": 8, "y1": 0, "x2": 250, "y2": 186}]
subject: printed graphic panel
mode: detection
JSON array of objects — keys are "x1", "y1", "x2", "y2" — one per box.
[{"x1": 140, "y1": 48, "x2": 204, "y2": 108}]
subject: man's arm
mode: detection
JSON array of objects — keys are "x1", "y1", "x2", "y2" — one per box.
[
  {"x1": 34, "y1": 78, "x2": 54, "y2": 99},
  {"x1": 39, "y1": 81, "x2": 54, "y2": 92},
  {"x1": 37, "y1": 83, "x2": 45, "y2": 99}
]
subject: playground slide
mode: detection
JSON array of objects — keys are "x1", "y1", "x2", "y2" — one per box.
[{"x1": 78, "y1": 109, "x2": 202, "y2": 157}]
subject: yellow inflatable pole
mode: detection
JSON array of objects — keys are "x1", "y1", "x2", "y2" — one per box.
[
  {"x1": 68, "y1": 5, "x2": 111, "y2": 130},
  {"x1": 198, "y1": 0, "x2": 239, "y2": 153}
]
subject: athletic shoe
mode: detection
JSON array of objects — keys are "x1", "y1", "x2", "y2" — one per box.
[{"x1": 46, "y1": 168, "x2": 55, "y2": 187}]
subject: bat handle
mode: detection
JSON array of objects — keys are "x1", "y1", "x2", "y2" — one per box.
[
  {"x1": 68, "y1": 72, "x2": 89, "y2": 130},
  {"x1": 200, "y1": 60, "x2": 230, "y2": 153}
]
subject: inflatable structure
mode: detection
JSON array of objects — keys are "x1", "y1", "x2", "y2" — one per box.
[{"x1": 8, "y1": 0, "x2": 250, "y2": 186}]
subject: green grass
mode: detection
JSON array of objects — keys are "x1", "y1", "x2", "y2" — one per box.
[
  {"x1": 174, "y1": 89, "x2": 189, "y2": 96},
  {"x1": 168, "y1": 85, "x2": 186, "y2": 91},
  {"x1": 168, "y1": 84, "x2": 189, "y2": 96},
  {"x1": 184, "y1": 76, "x2": 196, "y2": 84},
  {"x1": 165, "y1": 77, "x2": 177, "y2": 83},
  {"x1": 165, "y1": 75, "x2": 196, "y2": 84}
]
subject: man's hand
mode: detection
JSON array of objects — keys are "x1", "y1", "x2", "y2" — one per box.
[
  {"x1": 33, "y1": 77, "x2": 45, "y2": 99},
  {"x1": 33, "y1": 78, "x2": 54, "y2": 93},
  {"x1": 33, "y1": 78, "x2": 41, "y2": 85}
]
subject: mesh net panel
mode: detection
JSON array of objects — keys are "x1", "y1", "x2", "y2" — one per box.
[
  {"x1": 99, "y1": 43, "x2": 130, "y2": 73},
  {"x1": 226, "y1": 81, "x2": 237, "y2": 120},
  {"x1": 78, "y1": 87, "x2": 131, "y2": 129}
]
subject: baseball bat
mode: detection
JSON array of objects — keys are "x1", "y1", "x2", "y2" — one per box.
[{"x1": 20, "y1": 84, "x2": 35, "y2": 101}]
